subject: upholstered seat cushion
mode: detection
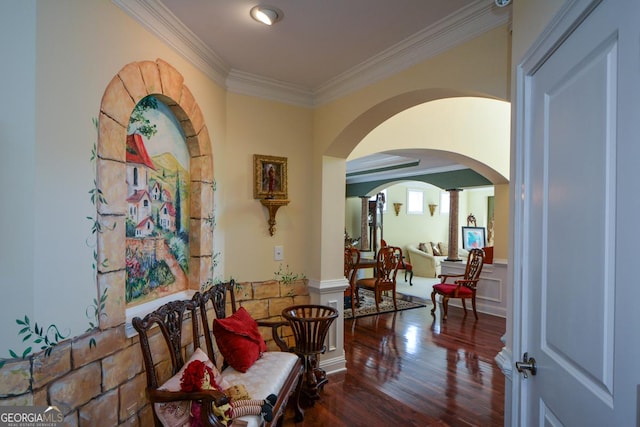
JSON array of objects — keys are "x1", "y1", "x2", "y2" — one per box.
[
  {"x1": 153, "y1": 349, "x2": 299, "y2": 427},
  {"x1": 356, "y1": 277, "x2": 376, "y2": 288},
  {"x1": 432, "y1": 283, "x2": 473, "y2": 297},
  {"x1": 221, "y1": 351, "x2": 300, "y2": 427}
]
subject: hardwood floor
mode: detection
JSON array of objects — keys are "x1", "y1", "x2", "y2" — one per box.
[{"x1": 282, "y1": 303, "x2": 506, "y2": 427}]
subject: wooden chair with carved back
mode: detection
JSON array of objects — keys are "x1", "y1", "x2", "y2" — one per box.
[
  {"x1": 133, "y1": 280, "x2": 305, "y2": 427},
  {"x1": 344, "y1": 246, "x2": 361, "y2": 317},
  {"x1": 133, "y1": 299, "x2": 229, "y2": 427},
  {"x1": 381, "y1": 239, "x2": 413, "y2": 285},
  {"x1": 196, "y1": 280, "x2": 305, "y2": 424},
  {"x1": 356, "y1": 245, "x2": 402, "y2": 312},
  {"x1": 430, "y1": 248, "x2": 485, "y2": 320}
]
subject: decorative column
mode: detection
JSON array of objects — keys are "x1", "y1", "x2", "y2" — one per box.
[
  {"x1": 446, "y1": 189, "x2": 462, "y2": 261},
  {"x1": 360, "y1": 196, "x2": 369, "y2": 251}
]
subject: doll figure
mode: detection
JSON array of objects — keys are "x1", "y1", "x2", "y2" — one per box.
[{"x1": 180, "y1": 359, "x2": 277, "y2": 427}]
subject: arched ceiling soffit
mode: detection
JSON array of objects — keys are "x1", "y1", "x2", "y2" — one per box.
[
  {"x1": 326, "y1": 90, "x2": 510, "y2": 186},
  {"x1": 345, "y1": 149, "x2": 496, "y2": 197},
  {"x1": 325, "y1": 88, "x2": 505, "y2": 159}
]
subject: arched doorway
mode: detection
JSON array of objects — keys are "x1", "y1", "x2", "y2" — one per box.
[
  {"x1": 314, "y1": 91, "x2": 510, "y2": 377},
  {"x1": 322, "y1": 94, "x2": 509, "y2": 279}
]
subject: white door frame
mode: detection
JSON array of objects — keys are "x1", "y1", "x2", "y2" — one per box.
[{"x1": 510, "y1": 0, "x2": 604, "y2": 424}]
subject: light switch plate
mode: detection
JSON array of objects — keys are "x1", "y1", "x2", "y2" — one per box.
[{"x1": 274, "y1": 245, "x2": 284, "y2": 261}]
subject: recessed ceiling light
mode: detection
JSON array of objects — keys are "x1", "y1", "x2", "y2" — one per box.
[{"x1": 250, "y1": 5, "x2": 283, "y2": 26}]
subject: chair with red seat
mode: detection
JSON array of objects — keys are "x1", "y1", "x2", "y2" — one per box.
[{"x1": 430, "y1": 248, "x2": 485, "y2": 320}]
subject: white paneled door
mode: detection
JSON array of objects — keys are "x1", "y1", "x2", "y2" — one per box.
[{"x1": 515, "y1": 0, "x2": 640, "y2": 425}]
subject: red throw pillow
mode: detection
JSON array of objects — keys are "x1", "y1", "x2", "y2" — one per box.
[{"x1": 212, "y1": 307, "x2": 266, "y2": 373}]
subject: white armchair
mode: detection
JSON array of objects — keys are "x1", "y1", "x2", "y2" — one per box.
[
  {"x1": 406, "y1": 245, "x2": 446, "y2": 278},
  {"x1": 406, "y1": 243, "x2": 469, "y2": 278}
]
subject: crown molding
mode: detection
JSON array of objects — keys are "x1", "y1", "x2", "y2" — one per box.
[
  {"x1": 314, "y1": 1, "x2": 511, "y2": 105},
  {"x1": 226, "y1": 70, "x2": 315, "y2": 108},
  {"x1": 112, "y1": 0, "x2": 229, "y2": 86},
  {"x1": 113, "y1": 0, "x2": 511, "y2": 108}
]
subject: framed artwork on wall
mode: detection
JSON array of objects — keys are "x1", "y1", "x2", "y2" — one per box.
[
  {"x1": 462, "y1": 226, "x2": 486, "y2": 249},
  {"x1": 254, "y1": 154, "x2": 288, "y2": 199}
]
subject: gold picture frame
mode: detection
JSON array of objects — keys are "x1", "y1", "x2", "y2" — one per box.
[{"x1": 253, "y1": 154, "x2": 288, "y2": 199}]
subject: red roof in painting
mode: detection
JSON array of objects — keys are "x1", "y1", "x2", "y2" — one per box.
[
  {"x1": 126, "y1": 133, "x2": 156, "y2": 170},
  {"x1": 161, "y1": 202, "x2": 176, "y2": 216},
  {"x1": 136, "y1": 216, "x2": 154, "y2": 229},
  {"x1": 126, "y1": 189, "x2": 150, "y2": 203}
]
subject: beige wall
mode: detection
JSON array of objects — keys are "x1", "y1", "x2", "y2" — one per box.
[
  {"x1": 319, "y1": 24, "x2": 511, "y2": 159},
  {"x1": 223, "y1": 93, "x2": 313, "y2": 281},
  {"x1": 493, "y1": 183, "x2": 510, "y2": 260}
]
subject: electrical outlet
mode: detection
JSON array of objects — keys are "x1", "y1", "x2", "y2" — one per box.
[{"x1": 274, "y1": 245, "x2": 284, "y2": 261}]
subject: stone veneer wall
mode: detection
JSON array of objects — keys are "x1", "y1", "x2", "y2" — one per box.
[{"x1": 0, "y1": 279, "x2": 310, "y2": 426}]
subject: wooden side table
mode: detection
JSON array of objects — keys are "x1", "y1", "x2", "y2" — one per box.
[{"x1": 282, "y1": 305, "x2": 338, "y2": 405}]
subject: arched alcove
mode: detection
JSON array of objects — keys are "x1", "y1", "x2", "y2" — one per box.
[{"x1": 95, "y1": 59, "x2": 214, "y2": 330}]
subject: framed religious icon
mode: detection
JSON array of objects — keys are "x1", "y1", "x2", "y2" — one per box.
[{"x1": 254, "y1": 154, "x2": 288, "y2": 199}]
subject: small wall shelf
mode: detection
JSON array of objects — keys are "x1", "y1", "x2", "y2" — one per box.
[{"x1": 260, "y1": 199, "x2": 289, "y2": 236}]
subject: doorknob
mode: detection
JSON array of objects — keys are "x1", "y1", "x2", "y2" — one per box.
[{"x1": 515, "y1": 352, "x2": 537, "y2": 378}]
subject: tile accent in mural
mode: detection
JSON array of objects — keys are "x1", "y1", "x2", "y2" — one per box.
[{"x1": 125, "y1": 96, "x2": 190, "y2": 306}]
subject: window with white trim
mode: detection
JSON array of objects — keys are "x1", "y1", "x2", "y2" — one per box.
[
  {"x1": 407, "y1": 189, "x2": 424, "y2": 214},
  {"x1": 440, "y1": 192, "x2": 450, "y2": 215}
]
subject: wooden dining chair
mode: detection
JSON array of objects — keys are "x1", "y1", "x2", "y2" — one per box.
[
  {"x1": 380, "y1": 239, "x2": 413, "y2": 285},
  {"x1": 430, "y1": 248, "x2": 485, "y2": 320},
  {"x1": 356, "y1": 246, "x2": 402, "y2": 312},
  {"x1": 344, "y1": 246, "x2": 361, "y2": 317}
]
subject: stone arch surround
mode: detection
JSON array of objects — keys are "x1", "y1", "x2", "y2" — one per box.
[{"x1": 96, "y1": 59, "x2": 214, "y2": 329}]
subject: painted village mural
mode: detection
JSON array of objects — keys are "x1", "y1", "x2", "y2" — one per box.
[{"x1": 125, "y1": 96, "x2": 190, "y2": 306}]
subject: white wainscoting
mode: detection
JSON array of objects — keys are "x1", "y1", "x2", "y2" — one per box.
[{"x1": 439, "y1": 259, "x2": 507, "y2": 318}]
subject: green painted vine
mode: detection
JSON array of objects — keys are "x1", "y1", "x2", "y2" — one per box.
[
  {"x1": 0, "y1": 119, "x2": 111, "y2": 370},
  {"x1": 85, "y1": 117, "x2": 111, "y2": 349},
  {"x1": 203, "y1": 179, "x2": 223, "y2": 290},
  {"x1": 274, "y1": 264, "x2": 306, "y2": 285}
]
